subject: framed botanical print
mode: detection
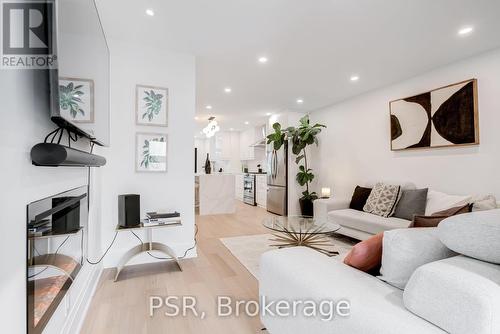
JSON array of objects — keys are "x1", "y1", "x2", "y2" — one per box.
[
  {"x1": 59, "y1": 77, "x2": 94, "y2": 123},
  {"x1": 136, "y1": 85, "x2": 168, "y2": 126},
  {"x1": 136, "y1": 133, "x2": 168, "y2": 173},
  {"x1": 390, "y1": 79, "x2": 479, "y2": 151}
]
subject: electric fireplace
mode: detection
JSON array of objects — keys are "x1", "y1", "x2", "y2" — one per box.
[{"x1": 27, "y1": 186, "x2": 88, "y2": 334}]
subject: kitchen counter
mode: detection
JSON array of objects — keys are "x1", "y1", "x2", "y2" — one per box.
[{"x1": 196, "y1": 174, "x2": 235, "y2": 215}]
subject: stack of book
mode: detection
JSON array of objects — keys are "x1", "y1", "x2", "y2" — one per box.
[{"x1": 144, "y1": 212, "x2": 181, "y2": 226}]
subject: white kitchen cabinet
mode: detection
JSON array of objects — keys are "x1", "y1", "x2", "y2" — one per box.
[
  {"x1": 235, "y1": 174, "x2": 244, "y2": 201},
  {"x1": 214, "y1": 131, "x2": 239, "y2": 161},
  {"x1": 239, "y1": 128, "x2": 254, "y2": 160},
  {"x1": 256, "y1": 174, "x2": 267, "y2": 208}
]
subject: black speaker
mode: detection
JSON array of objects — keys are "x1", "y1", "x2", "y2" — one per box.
[
  {"x1": 52, "y1": 197, "x2": 81, "y2": 233},
  {"x1": 118, "y1": 194, "x2": 140, "y2": 228}
]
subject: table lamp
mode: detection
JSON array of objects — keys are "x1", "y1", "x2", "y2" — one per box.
[{"x1": 321, "y1": 187, "x2": 331, "y2": 199}]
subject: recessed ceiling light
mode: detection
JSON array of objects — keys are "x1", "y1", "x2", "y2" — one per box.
[
  {"x1": 194, "y1": 116, "x2": 199, "y2": 120},
  {"x1": 205, "y1": 105, "x2": 212, "y2": 110},
  {"x1": 244, "y1": 121, "x2": 249, "y2": 125},
  {"x1": 145, "y1": 8, "x2": 155, "y2": 16},
  {"x1": 229, "y1": 128, "x2": 234, "y2": 131},
  {"x1": 350, "y1": 75, "x2": 360, "y2": 82},
  {"x1": 296, "y1": 99, "x2": 304, "y2": 104},
  {"x1": 266, "y1": 112, "x2": 272, "y2": 116},
  {"x1": 458, "y1": 26, "x2": 474, "y2": 36},
  {"x1": 258, "y1": 56, "x2": 268, "y2": 64},
  {"x1": 224, "y1": 87, "x2": 232, "y2": 93}
]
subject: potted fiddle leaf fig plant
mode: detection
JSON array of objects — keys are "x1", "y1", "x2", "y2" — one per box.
[{"x1": 266, "y1": 115, "x2": 326, "y2": 216}]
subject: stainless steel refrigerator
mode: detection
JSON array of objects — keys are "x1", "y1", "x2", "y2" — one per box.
[{"x1": 267, "y1": 141, "x2": 288, "y2": 215}]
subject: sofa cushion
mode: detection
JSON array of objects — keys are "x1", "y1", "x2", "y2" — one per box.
[
  {"x1": 393, "y1": 188, "x2": 428, "y2": 220},
  {"x1": 425, "y1": 190, "x2": 471, "y2": 215},
  {"x1": 438, "y1": 209, "x2": 500, "y2": 264},
  {"x1": 349, "y1": 185, "x2": 372, "y2": 211},
  {"x1": 378, "y1": 228, "x2": 456, "y2": 289},
  {"x1": 471, "y1": 194, "x2": 498, "y2": 211},
  {"x1": 329, "y1": 209, "x2": 411, "y2": 235},
  {"x1": 412, "y1": 204, "x2": 471, "y2": 228},
  {"x1": 343, "y1": 232, "x2": 383, "y2": 273},
  {"x1": 363, "y1": 182, "x2": 402, "y2": 217},
  {"x1": 404, "y1": 255, "x2": 500, "y2": 334}
]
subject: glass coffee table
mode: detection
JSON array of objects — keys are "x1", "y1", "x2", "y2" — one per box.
[{"x1": 262, "y1": 215, "x2": 341, "y2": 256}]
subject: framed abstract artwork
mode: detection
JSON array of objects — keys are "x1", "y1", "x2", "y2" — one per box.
[
  {"x1": 390, "y1": 79, "x2": 479, "y2": 151},
  {"x1": 136, "y1": 133, "x2": 168, "y2": 172},
  {"x1": 59, "y1": 77, "x2": 94, "y2": 123},
  {"x1": 136, "y1": 85, "x2": 168, "y2": 127}
]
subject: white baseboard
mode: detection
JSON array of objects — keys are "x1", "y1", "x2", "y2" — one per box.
[{"x1": 61, "y1": 264, "x2": 103, "y2": 334}]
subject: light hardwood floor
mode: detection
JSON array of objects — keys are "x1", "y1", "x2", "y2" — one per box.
[{"x1": 81, "y1": 201, "x2": 273, "y2": 334}]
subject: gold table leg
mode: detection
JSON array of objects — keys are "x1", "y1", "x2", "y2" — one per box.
[{"x1": 268, "y1": 227, "x2": 339, "y2": 257}]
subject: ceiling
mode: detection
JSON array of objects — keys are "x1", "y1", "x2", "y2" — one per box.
[{"x1": 96, "y1": 0, "x2": 500, "y2": 135}]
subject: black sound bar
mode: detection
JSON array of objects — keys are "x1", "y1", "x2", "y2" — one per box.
[{"x1": 31, "y1": 143, "x2": 106, "y2": 167}]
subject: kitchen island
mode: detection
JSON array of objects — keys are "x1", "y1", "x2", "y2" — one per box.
[{"x1": 196, "y1": 174, "x2": 236, "y2": 215}]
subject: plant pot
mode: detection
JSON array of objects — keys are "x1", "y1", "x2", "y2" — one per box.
[{"x1": 299, "y1": 198, "x2": 314, "y2": 217}]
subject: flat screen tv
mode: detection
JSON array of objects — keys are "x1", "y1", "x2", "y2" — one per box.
[{"x1": 50, "y1": 0, "x2": 110, "y2": 146}]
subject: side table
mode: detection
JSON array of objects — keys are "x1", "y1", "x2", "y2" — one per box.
[{"x1": 114, "y1": 219, "x2": 183, "y2": 281}]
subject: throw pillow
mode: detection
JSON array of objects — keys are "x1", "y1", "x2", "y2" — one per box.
[
  {"x1": 412, "y1": 204, "x2": 471, "y2": 228},
  {"x1": 393, "y1": 188, "x2": 428, "y2": 220},
  {"x1": 343, "y1": 233, "x2": 383, "y2": 274},
  {"x1": 378, "y1": 228, "x2": 456, "y2": 289},
  {"x1": 363, "y1": 182, "x2": 401, "y2": 218},
  {"x1": 471, "y1": 194, "x2": 498, "y2": 212},
  {"x1": 349, "y1": 186, "x2": 373, "y2": 211},
  {"x1": 425, "y1": 190, "x2": 471, "y2": 215},
  {"x1": 438, "y1": 209, "x2": 500, "y2": 264}
]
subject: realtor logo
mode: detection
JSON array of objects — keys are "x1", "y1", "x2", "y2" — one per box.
[{"x1": 1, "y1": 0, "x2": 56, "y2": 69}]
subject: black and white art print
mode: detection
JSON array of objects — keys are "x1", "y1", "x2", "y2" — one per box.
[{"x1": 390, "y1": 79, "x2": 478, "y2": 151}]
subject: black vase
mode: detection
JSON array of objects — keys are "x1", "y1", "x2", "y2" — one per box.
[
  {"x1": 299, "y1": 198, "x2": 314, "y2": 217},
  {"x1": 204, "y1": 154, "x2": 211, "y2": 174}
]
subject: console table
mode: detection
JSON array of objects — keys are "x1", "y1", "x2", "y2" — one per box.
[{"x1": 114, "y1": 219, "x2": 183, "y2": 281}]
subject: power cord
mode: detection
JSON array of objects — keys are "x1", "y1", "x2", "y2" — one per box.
[
  {"x1": 28, "y1": 235, "x2": 70, "y2": 279},
  {"x1": 131, "y1": 224, "x2": 199, "y2": 260},
  {"x1": 84, "y1": 225, "x2": 198, "y2": 265},
  {"x1": 85, "y1": 230, "x2": 118, "y2": 265},
  {"x1": 43, "y1": 127, "x2": 79, "y2": 147}
]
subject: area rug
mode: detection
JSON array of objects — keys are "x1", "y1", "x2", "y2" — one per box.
[{"x1": 220, "y1": 233, "x2": 356, "y2": 279}]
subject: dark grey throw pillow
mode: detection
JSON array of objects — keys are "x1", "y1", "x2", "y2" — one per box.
[{"x1": 393, "y1": 188, "x2": 428, "y2": 220}]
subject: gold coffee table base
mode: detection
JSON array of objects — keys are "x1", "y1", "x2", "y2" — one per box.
[{"x1": 269, "y1": 226, "x2": 339, "y2": 257}]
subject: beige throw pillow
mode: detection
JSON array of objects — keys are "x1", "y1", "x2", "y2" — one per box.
[{"x1": 363, "y1": 182, "x2": 401, "y2": 218}]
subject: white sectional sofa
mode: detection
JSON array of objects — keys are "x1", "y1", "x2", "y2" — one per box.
[
  {"x1": 260, "y1": 192, "x2": 500, "y2": 334},
  {"x1": 259, "y1": 246, "x2": 500, "y2": 334}
]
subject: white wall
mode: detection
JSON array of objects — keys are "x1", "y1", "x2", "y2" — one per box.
[
  {"x1": 0, "y1": 71, "x2": 102, "y2": 333},
  {"x1": 311, "y1": 49, "x2": 500, "y2": 200},
  {"x1": 99, "y1": 40, "x2": 196, "y2": 268}
]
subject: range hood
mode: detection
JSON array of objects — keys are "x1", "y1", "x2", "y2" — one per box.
[
  {"x1": 31, "y1": 143, "x2": 106, "y2": 167},
  {"x1": 250, "y1": 125, "x2": 267, "y2": 147},
  {"x1": 250, "y1": 138, "x2": 267, "y2": 147}
]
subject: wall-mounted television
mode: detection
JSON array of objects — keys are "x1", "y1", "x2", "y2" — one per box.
[{"x1": 50, "y1": 0, "x2": 110, "y2": 146}]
